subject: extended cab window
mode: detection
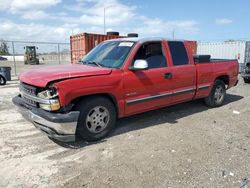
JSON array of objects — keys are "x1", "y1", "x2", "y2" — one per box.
[
  {"x1": 168, "y1": 41, "x2": 189, "y2": 66},
  {"x1": 133, "y1": 42, "x2": 167, "y2": 69}
]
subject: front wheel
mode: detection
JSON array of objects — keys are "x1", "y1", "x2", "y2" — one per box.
[
  {"x1": 205, "y1": 80, "x2": 226, "y2": 107},
  {"x1": 75, "y1": 97, "x2": 116, "y2": 141}
]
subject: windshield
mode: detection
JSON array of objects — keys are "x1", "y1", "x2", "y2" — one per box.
[
  {"x1": 27, "y1": 47, "x2": 35, "y2": 53},
  {"x1": 81, "y1": 41, "x2": 134, "y2": 68}
]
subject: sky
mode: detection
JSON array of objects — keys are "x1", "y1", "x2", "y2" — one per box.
[{"x1": 0, "y1": 0, "x2": 249, "y2": 43}]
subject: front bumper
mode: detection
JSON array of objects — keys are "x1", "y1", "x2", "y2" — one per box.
[{"x1": 12, "y1": 96, "x2": 79, "y2": 142}]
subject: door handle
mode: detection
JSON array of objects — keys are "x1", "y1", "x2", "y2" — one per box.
[{"x1": 164, "y1": 72, "x2": 172, "y2": 79}]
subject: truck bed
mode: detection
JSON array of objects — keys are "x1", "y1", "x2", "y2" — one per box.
[
  {"x1": 194, "y1": 55, "x2": 237, "y2": 64},
  {"x1": 195, "y1": 57, "x2": 239, "y2": 100}
]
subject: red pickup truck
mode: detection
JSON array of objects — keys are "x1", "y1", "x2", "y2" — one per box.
[{"x1": 13, "y1": 38, "x2": 239, "y2": 142}]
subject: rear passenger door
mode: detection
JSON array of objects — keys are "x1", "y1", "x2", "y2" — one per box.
[{"x1": 168, "y1": 41, "x2": 196, "y2": 103}]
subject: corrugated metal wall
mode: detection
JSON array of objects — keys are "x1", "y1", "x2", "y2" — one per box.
[
  {"x1": 186, "y1": 41, "x2": 197, "y2": 54},
  {"x1": 244, "y1": 41, "x2": 250, "y2": 64},
  {"x1": 197, "y1": 41, "x2": 249, "y2": 72},
  {"x1": 70, "y1": 33, "x2": 126, "y2": 64},
  {"x1": 197, "y1": 41, "x2": 246, "y2": 64}
]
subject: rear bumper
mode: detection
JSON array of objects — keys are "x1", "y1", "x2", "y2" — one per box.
[
  {"x1": 241, "y1": 73, "x2": 250, "y2": 78},
  {"x1": 12, "y1": 96, "x2": 79, "y2": 142}
]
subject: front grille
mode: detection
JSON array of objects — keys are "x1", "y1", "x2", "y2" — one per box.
[
  {"x1": 20, "y1": 82, "x2": 38, "y2": 107},
  {"x1": 20, "y1": 82, "x2": 37, "y2": 95}
]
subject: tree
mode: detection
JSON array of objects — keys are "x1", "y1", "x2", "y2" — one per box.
[{"x1": 0, "y1": 40, "x2": 10, "y2": 55}]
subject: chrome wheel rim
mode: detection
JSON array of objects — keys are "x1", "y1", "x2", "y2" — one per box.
[
  {"x1": 214, "y1": 86, "x2": 224, "y2": 103},
  {"x1": 86, "y1": 106, "x2": 110, "y2": 134}
]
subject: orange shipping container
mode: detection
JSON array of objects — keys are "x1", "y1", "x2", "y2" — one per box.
[
  {"x1": 70, "y1": 32, "x2": 126, "y2": 64},
  {"x1": 186, "y1": 41, "x2": 197, "y2": 55}
]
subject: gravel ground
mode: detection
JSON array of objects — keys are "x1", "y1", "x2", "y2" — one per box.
[{"x1": 0, "y1": 78, "x2": 249, "y2": 188}]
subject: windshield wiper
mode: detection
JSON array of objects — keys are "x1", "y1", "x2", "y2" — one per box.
[
  {"x1": 87, "y1": 61, "x2": 103, "y2": 68},
  {"x1": 80, "y1": 60, "x2": 103, "y2": 68}
]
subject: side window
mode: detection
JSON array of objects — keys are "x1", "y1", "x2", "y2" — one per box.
[
  {"x1": 134, "y1": 42, "x2": 167, "y2": 69},
  {"x1": 168, "y1": 41, "x2": 189, "y2": 66}
]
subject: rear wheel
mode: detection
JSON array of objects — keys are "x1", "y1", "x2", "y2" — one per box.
[
  {"x1": 0, "y1": 75, "x2": 6, "y2": 85},
  {"x1": 243, "y1": 78, "x2": 250, "y2": 83},
  {"x1": 205, "y1": 80, "x2": 226, "y2": 107},
  {"x1": 75, "y1": 97, "x2": 116, "y2": 141}
]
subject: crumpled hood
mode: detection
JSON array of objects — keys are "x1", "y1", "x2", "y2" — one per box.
[{"x1": 19, "y1": 64, "x2": 112, "y2": 87}]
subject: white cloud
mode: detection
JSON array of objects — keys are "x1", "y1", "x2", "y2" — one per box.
[
  {"x1": 0, "y1": 19, "x2": 79, "y2": 42},
  {"x1": 63, "y1": 0, "x2": 136, "y2": 27},
  {"x1": 0, "y1": 0, "x2": 200, "y2": 41},
  {"x1": 63, "y1": 0, "x2": 198, "y2": 38},
  {"x1": 0, "y1": 0, "x2": 61, "y2": 12},
  {"x1": 215, "y1": 18, "x2": 233, "y2": 25},
  {"x1": 21, "y1": 10, "x2": 49, "y2": 20},
  {"x1": 133, "y1": 16, "x2": 199, "y2": 37},
  {"x1": 0, "y1": 0, "x2": 61, "y2": 21},
  {"x1": 0, "y1": 1, "x2": 12, "y2": 11}
]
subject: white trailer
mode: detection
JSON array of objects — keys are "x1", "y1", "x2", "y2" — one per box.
[{"x1": 197, "y1": 41, "x2": 248, "y2": 72}]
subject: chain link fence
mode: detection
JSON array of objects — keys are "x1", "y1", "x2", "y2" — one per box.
[
  {"x1": 0, "y1": 40, "x2": 70, "y2": 76},
  {"x1": 1, "y1": 39, "x2": 249, "y2": 77}
]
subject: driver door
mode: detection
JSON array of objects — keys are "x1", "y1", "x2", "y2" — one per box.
[{"x1": 123, "y1": 41, "x2": 173, "y2": 116}]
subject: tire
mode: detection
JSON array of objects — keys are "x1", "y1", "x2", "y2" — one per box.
[
  {"x1": 107, "y1": 31, "x2": 119, "y2": 36},
  {"x1": 205, "y1": 79, "x2": 226, "y2": 107},
  {"x1": 243, "y1": 78, "x2": 250, "y2": 83},
  {"x1": 0, "y1": 75, "x2": 6, "y2": 85},
  {"x1": 75, "y1": 97, "x2": 116, "y2": 141},
  {"x1": 127, "y1": 33, "x2": 139, "y2": 37}
]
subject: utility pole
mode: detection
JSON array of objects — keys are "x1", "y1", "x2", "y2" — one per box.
[
  {"x1": 57, "y1": 43, "x2": 60, "y2": 64},
  {"x1": 12, "y1": 41, "x2": 17, "y2": 76},
  {"x1": 103, "y1": 5, "x2": 114, "y2": 34},
  {"x1": 172, "y1": 29, "x2": 175, "y2": 40},
  {"x1": 104, "y1": 8, "x2": 106, "y2": 34}
]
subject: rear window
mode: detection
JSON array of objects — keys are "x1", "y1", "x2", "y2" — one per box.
[{"x1": 168, "y1": 41, "x2": 189, "y2": 66}]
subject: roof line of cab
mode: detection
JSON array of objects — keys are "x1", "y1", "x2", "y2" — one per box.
[{"x1": 106, "y1": 37, "x2": 185, "y2": 43}]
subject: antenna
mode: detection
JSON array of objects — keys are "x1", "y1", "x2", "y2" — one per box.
[{"x1": 172, "y1": 29, "x2": 175, "y2": 39}]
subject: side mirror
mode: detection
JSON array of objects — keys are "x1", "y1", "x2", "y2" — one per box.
[{"x1": 130, "y1": 59, "x2": 148, "y2": 71}]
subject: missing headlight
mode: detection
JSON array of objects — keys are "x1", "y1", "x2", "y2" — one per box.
[
  {"x1": 37, "y1": 87, "x2": 58, "y2": 99},
  {"x1": 37, "y1": 87, "x2": 60, "y2": 111}
]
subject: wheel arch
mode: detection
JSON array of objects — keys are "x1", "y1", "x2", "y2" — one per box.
[
  {"x1": 71, "y1": 93, "x2": 119, "y2": 117},
  {"x1": 215, "y1": 75, "x2": 229, "y2": 87}
]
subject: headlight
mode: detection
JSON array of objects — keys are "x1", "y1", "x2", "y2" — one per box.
[
  {"x1": 37, "y1": 88, "x2": 60, "y2": 111},
  {"x1": 39, "y1": 99, "x2": 60, "y2": 111},
  {"x1": 37, "y1": 87, "x2": 58, "y2": 99}
]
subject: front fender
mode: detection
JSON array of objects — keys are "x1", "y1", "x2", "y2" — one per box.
[{"x1": 52, "y1": 71, "x2": 125, "y2": 117}]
